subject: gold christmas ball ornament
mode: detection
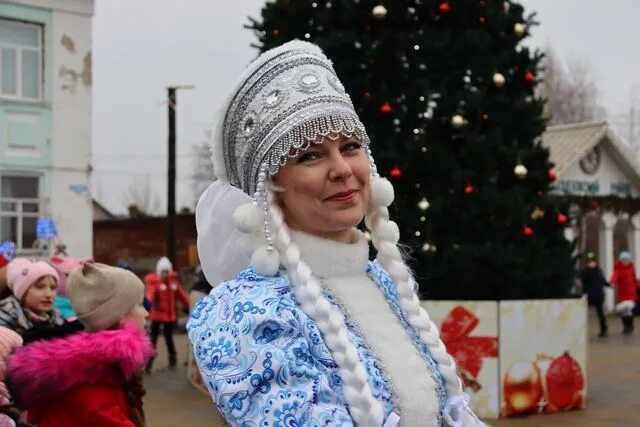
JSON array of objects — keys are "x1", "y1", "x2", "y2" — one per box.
[
  {"x1": 422, "y1": 243, "x2": 431, "y2": 252},
  {"x1": 503, "y1": 361, "x2": 543, "y2": 414},
  {"x1": 514, "y1": 23, "x2": 526, "y2": 37},
  {"x1": 451, "y1": 114, "x2": 465, "y2": 128},
  {"x1": 493, "y1": 72, "x2": 506, "y2": 87},
  {"x1": 372, "y1": 5, "x2": 388, "y2": 19},
  {"x1": 418, "y1": 198, "x2": 430, "y2": 210},
  {"x1": 514, "y1": 163, "x2": 528, "y2": 179}
]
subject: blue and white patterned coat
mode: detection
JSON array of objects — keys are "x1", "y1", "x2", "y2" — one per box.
[{"x1": 188, "y1": 261, "x2": 447, "y2": 426}]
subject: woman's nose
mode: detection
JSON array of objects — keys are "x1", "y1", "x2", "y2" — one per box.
[{"x1": 327, "y1": 152, "x2": 353, "y2": 180}]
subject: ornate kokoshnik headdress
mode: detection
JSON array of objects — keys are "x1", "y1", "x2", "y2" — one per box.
[{"x1": 198, "y1": 40, "x2": 484, "y2": 427}]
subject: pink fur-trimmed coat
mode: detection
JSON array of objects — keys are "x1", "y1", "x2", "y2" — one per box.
[{"x1": 7, "y1": 326, "x2": 154, "y2": 427}]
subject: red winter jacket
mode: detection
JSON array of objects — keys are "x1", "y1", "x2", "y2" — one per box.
[
  {"x1": 8, "y1": 327, "x2": 154, "y2": 427},
  {"x1": 610, "y1": 261, "x2": 639, "y2": 302},
  {"x1": 144, "y1": 272, "x2": 189, "y2": 322}
]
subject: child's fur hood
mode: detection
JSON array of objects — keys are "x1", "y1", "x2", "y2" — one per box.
[{"x1": 7, "y1": 326, "x2": 154, "y2": 407}]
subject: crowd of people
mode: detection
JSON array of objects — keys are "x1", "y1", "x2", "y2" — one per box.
[{"x1": 0, "y1": 252, "x2": 195, "y2": 426}]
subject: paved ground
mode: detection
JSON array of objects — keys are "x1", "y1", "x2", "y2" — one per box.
[
  {"x1": 144, "y1": 336, "x2": 224, "y2": 427},
  {"x1": 145, "y1": 311, "x2": 640, "y2": 426}
]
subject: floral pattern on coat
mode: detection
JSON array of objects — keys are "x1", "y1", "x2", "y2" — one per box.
[{"x1": 188, "y1": 262, "x2": 446, "y2": 426}]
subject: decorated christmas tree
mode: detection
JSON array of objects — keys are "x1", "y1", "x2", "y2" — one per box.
[{"x1": 247, "y1": 0, "x2": 576, "y2": 300}]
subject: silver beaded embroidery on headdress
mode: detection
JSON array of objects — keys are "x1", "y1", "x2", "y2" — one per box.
[{"x1": 222, "y1": 41, "x2": 370, "y2": 196}]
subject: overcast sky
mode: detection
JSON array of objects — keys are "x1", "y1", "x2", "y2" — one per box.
[{"x1": 92, "y1": 0, "x2": 640, "y2": 215}]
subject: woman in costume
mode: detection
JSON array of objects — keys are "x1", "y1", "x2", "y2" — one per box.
[{"x1": 189, "y1": 41, "x2": 483, "y2": 427}]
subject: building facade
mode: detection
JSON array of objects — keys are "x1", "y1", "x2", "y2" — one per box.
[
  {"x1": 0, "y1": 0, "x2": 94, "y2": 256},
  {"x1": 93, "y1": 213, "x2": 198, "y2": 273},
  {"x1": 543, "y1": 121, "x2": 640, "y2": 279}
]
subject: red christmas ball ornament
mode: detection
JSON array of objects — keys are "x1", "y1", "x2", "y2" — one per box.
[
  {"x1": 380, "y1": 103, "x2": 393, "y2": 117},
  {"x1": 503, "y1": 361, "x2": 543, "y2": 414},
  {"x1": 557, "y1": 213, "x2": 568, "y2": 226},
  {"x1": 438, "y1": 2, "x2": 451, "y2": 14},
  {"x1": 547, "y1": 169, "x2": 558, "y2": 182},
  {"x1": 464, "y1": 184, "x2": 474, "y2": 194},
  {"x1": 389, "y1": 167, "x2": 403, "y2": 180},
  {"x1": 523, "y1": 226, "x2": 533, "y2": 237},
  {"x1": 524, "y1": 71, "x2": 535, "y2": 86},
  {"x1": 546, "y1": 352, "x2": 585, "y2": 410}
]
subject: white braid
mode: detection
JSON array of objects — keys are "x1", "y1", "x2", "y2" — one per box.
[
  {"x1": 268, "y1": 193, "x2": 385, "y2": 426},
  {"x1": 366, "y1": 203, "x2": 464, "y2": 400}
]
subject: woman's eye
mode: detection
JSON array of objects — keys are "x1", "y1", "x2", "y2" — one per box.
[
  {"x1": 342, "y1": 141, "x2": 363, "y2": 152},
  {"x1": 297, "y1": 152, "x2": 320, "y2": 163}
]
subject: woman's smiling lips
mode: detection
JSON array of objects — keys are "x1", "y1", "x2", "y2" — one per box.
[{"x1": 325, "y1": 189, "x2": 358, "y2": 203}]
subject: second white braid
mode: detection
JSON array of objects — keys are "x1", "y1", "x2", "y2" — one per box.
[
  {"x1": 267, "y1": 194, "x2": 385, "y2": 427},
  {"x1": 366, "y1": 204, "x2": 464, "y2": 400}
]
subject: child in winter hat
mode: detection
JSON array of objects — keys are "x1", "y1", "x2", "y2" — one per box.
[
  {"x1": 6, "y1": 259, "x2": 57, "y2": 304},
  {"x1": 0, "y1": 259, "x2": 64, "y2": 335},
  {"x1": 619, "y1": 251, "x2": 632, "y2": 263},
  {"x1": 67, "y1": 262, "x2": 147, "y2": 331},
  {"x1": 0, "y1": 326, "x2": 22, "y2": 426},
  {"x1": 7, "y1": 263, "x2": 153, "y2": 426},
  {"x1": 156, "y1": 256, "x2": 173, "y2": 275}
]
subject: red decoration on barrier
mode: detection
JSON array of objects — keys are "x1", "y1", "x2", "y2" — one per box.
[{"x1": 440, "y1": 306, "x2": 498, "y2": 383}]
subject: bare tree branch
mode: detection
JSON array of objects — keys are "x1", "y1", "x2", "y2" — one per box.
[
  {"x1": 190, "y1": 135, "x2": 216, "y2": 205},
  {"x1": 541, "y1": 46, "x2": 606, "y2": 125}
]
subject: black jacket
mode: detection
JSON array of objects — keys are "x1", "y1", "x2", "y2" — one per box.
[{"x1": 580, "y1": 266, "x2": 609, "y2": 304}]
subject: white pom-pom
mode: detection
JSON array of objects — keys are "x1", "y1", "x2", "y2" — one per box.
[
  {"x1": 233, "y1": 203, "x2": 262, "y2": 234},
  {"x1": 250, "y1": 246, "x2": 280, "y2": 276},
  {"x1": 371, "y1": 176, "x2": 395, "y2": 207},
  {"x1": 376, "y1": 220, "x2": 400, "y2": 243}
]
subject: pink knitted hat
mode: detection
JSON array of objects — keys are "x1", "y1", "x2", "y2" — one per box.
[
  {"x1": 6, "y1": 258, "x2": 58, "y2": 301},
  {"x1": 0, "y1": 326, "x2": 22, "y2": 407},
  {"x1": 49, "y1": 256, "x2": 94, "y2": 296}
]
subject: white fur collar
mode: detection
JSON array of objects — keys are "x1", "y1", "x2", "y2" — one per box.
[
  {"x1": 290, "y1": 229, "x2": 369, "y2": 279},
  {"x1": 291, "y1": 228, "x2": 441, "y2": 426}
]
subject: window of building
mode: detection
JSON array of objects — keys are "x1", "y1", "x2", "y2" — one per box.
[
  {"x1": 0, "y1": 18, "x2": 43, "y2": 100},
  {"x1": 0, "y1": 175, "x2": 40, "y2": 251}
]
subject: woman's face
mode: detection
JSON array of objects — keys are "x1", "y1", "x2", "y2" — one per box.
[
  {"x1": 23, "y1": 275, "x2": 57, "y2": 315},
  {"x1": 274, "y1": 135, "x2": 370, "y2": 242}
]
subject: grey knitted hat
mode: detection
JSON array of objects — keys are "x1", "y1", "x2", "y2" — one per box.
[{"x1": 67, "y1": 263, "x2": 144, "y2": 331}]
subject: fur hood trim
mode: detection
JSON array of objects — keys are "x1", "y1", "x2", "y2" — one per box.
[{"x1": 8, "y1": 326, "x2": 154, "y2": 406}]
